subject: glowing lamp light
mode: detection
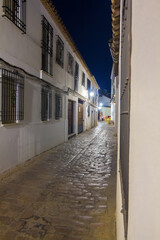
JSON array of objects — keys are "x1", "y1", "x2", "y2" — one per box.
[
  {"x1": 100, "y1": 103, "x2": 103, "y2": 107},
  {"x1": 98, "y1": 107, "x2": 101, "y2": 110},
  {"x1": 90, "y1": 91, "x2": 94, "y2": 97}
]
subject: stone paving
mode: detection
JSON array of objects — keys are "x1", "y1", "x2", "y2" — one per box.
[{"x1": 0, "y1": 122, "x2": 117, "y2": 240}]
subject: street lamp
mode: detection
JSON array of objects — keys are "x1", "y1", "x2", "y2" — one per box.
[
  {"x1": 98, "y1": 107, "x2": 101, "y2": 110},
  {"x1": 100, "y1": 102, "x2": 103, "y2": 107}
]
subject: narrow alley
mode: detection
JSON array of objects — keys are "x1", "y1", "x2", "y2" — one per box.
[{"x1": 0, "y1": 122, "x2": 117, "y2": 240}]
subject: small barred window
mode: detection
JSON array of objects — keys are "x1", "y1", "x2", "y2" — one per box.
[
  {"x1": 74, "y1": 62, "x2": 79, "y2": 91},
  {"x1": 82, "y1": 72, "x2": 85, "y2": 86},
  {"x1": 41, "y1": 16, "x2": 53, "y2": 75},
  {"x1": 56, "y1": 37, "x2": 64, "y2": 68},
  {"x1": 0, "y1": 68, "x2": 24, "y2": 124},
  {"x1": 41, "y1": 85, "x2": 52, "y2": 121},
  {"x1": 55, "y1": 92, "x2": 62, "y2": 120},
  {"x1": 88, "y1": 105, "x2": 90, "y2": 117},
  {"x1": 68, "y1": 52, "x2": 74, "y2": 75}
]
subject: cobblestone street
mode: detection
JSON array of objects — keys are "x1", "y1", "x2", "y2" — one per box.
[{"x1": 0, "y1": 122, "x2": 117, "y2": 240}]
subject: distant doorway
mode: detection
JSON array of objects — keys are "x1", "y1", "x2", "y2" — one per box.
[
  {"x1": 68, "y1": 100, "x2": 74, "y2": 135},
  {"x1": 78, "y1": 99, "x2": 83, "y2": 134}
]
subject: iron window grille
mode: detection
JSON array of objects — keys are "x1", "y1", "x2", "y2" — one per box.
[
  {"x1": 41, "y1": 85, "x2": 52, "y2": 121},
  {"x1": 67, "y1": 52, "x2": 74, "y2": 75},
  {"x1": 0, "y1": 68, "x2": 24, "y2": 124},
  {"x1": 55, "y1": 92, "x2": 62, "y2": 120},
  {"x1": 87, "y1": 79, "x2": 91, "y2": 99},
  {"x1": 41, "y1": 15, "x2": 53, "y2": 75},
  {"x1": 56, "y1": 36, "x2": 64, "y2": 68},
  {"x1": 82, "y1": 72, "x2": 85, "y2": 87},
  {"x1": 2, "y1": 0, "x2": 26, "y2": 33},
  {"x1": 88, "y1": 105, "x2": 90, "y2": 117},
  {"x1": 74, "y1": 62, "x2": 79, "y2": 91},
  {"x1": 91, "y1": 89, "x2": 95, "y2": 104},
  {"x1": 95, "y1": 89, "x2": 98, "y2": 105}
]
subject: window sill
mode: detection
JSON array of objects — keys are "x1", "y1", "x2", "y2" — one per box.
[
  {"x1": 2, "y1": 13, "x2": 26, "y2": 34},
  {"x1": 41, "y1": 119, "x2": 52, "y2": 123},
  {"x1": 40, "y1": 70, "x2": 53, "y2": 84},
  {"x1": 1, "y1": 120, "x2": 24, "y2": 127},
  {"x1": 40, "y1": 118, "x2": 63, "y2": 123},
  {"x1": 41, "y1": 70, "x2": 53, "y2": 77}
]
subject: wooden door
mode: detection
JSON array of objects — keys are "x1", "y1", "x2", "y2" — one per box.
[
  {"x1": 68, "y1": 100, "x2": 73, "y2": 134},
  {"x1": 78, "y1": 101, "x2": 83, "y2": 134}
]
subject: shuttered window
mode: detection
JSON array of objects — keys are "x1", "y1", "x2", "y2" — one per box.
[
  {"x1": 41, "y1": 86, "x2": 52, "y2": 121},
  {"x1": 2, "y1": 0, "x2": 26, "y2": 33},
  {"x1": 41, "y1": 16, "x2": 53, "y2": 75},
  {"x1": 55, "y1": 93, "x2": 62, "y2": 120},
  {"x1": 0, "y1": 68, "x2": 24, "y2": 124}
]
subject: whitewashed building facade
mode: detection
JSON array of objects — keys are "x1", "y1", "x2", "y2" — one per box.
[
  {"x1": 110, "y1": 0, "x2": 160, "y2": 240},
  {"x1": 0, "y1": 0, "x2": 99, "y2": 173}
]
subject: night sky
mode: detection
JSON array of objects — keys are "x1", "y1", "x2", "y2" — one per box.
[{"x1": 52, "y1": 0, "x2": 112, "y2": 92}]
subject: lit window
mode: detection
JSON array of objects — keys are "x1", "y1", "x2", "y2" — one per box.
[
  {"x1": 2, "y1": 0, "x2": 26, "y2": 33},
  {"x1": 41, "y1": 85, "x2": 52, "y2": 121},
  {"x1": 41, "y1": 16, "x2": 53, "y2": 75},
  {"x1": 56, "y1": 37, "x2": 64, "y2": 68},
  {"x1": 0, "y1": 68, "x2": 24, "y2": 124}
]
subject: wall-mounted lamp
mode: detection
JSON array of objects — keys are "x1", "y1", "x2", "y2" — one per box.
[
  {"x1": 90, "y1": 91, "x2": 94, "y2": 97},
  {"x1": 98, "y1": 107, "x2": 101, "y2": 110},
  {"x1": 100, "y1": 103, "x2": 103, "y2": 107}
]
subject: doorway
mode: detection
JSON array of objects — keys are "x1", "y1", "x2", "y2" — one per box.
[{"x1": 68, "y1": 100, "x2": 74, "y2": 135}]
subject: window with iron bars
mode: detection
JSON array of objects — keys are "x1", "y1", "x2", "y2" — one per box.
[
  {"x1": 0, "y1": 68, "x2": 24, "y2": 124},
  {"x1": 88, "y1": 105, "x2": 90, "y2": 117},
  {"x1": 67, "y1": 52, "x2": 74, "y2": 75},
  {"x1": 41, "y1": 85, "x2": 52, "y2": 121},
  {"x1": 55, "y1": 92, "x2": 62, "y2": 120},
  {"x1": 74, "y1": 62, "x2": 79, "y2": 91},
  {"x1": 41, "y1": 16, "x2": 53, "y2": 75},
  {"x1": 87, "y1": 79, "x2": 91, "y2": 99},
  {"x1": 56, "y1": 36, "x2": 64, "y2": 68},
  {"x1": 2, "y1": 0, "x2": 26, "y2": 33},
  {"x1": 82, "y1": 72, "x2": 85, "y2": 87}
]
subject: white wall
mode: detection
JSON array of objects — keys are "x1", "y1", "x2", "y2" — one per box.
[
  {"x1": 116, "y1": 0, "x2": 126, "y2": 239},
  {"x1": 0, "y1": 77, "x2": 65, "y2": 172},
  {"x1": 101, "y1": 107, "x2": 111, "y2": 118},
  {"x1": 0, "y1": 0, "x2": 98, "y2": 172},
  {"x1": 128, "y1": 1, "x2": 160, "y2": 239},
  {"x1": 111, "y1": 102, "x2": 115, "y2": 122}
]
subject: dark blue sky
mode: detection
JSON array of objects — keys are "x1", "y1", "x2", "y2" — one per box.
[{"x1": 52, "y1": 0, "x2": 112, "y2": 92}]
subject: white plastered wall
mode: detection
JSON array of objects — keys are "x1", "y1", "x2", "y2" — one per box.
[
  {"x1": 116, "y1": 0, "x2": 126, "y2": 239},
  {"x1": 128, "y1": 1, "x2": 160, "y2": 239},
  {"x1": 0, "y1": 0, "x2": 98, "y2": 172}
]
